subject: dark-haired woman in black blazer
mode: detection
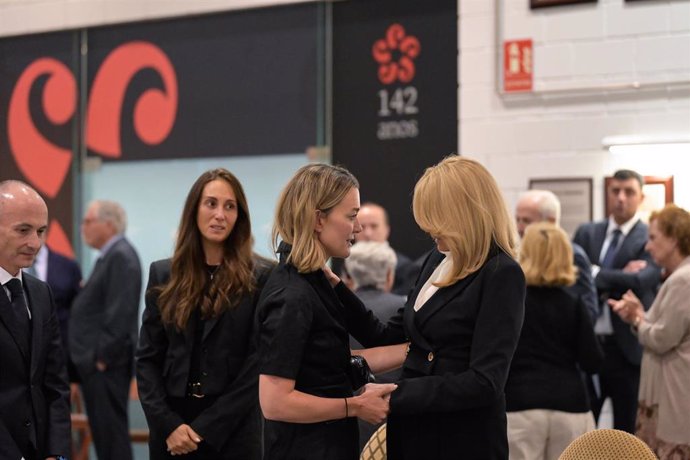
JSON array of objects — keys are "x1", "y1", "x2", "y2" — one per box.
[{"x1": 136, "y1": 168, "x2": 272, "y2": 459}]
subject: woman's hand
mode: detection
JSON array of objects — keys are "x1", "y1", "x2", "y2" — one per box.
[
  {"x1": 166, "y1": 424, "x2": 203, "y2": 456},
  {"x1": 350, "y1": 383, "x2": 397, "y2": 424},
  {"x1": 322, "y1": 264, "x2": 341, "y2": 287},
  {"x1": 608, "y1": 289, "x2": 644, "y2": 326},
  {"x1": 260, "y1": 374, "x2": 395, "y2": 424}
]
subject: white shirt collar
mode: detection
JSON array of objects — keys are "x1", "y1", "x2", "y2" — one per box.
[
  {"x1": 413, "y1": 252, "x2": 453, "y2": 311},
  {"x1": 0, "y1": 265, "x2": 23, "y2": 286},
  {"x1": 607, "y1": 213, "x2": 639, "y2": 237}
]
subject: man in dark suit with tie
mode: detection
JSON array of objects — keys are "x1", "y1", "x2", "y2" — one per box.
[
  {"x1": 0, "y1": 180, "x2": 70, "y2": 460},
  {"x1": 70, "y1": 200, "x2": 142, "y2": 460},
  {"x1": 573, "y1": 169, "x2": 661, "y2": 433}
]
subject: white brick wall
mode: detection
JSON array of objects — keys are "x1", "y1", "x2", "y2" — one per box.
[
  {"x1": 469, "y1": 0, "x2": 690, "y2": 219},
  {"x1": 1, "y1": 0, "x2": 688, "y2": 221}
]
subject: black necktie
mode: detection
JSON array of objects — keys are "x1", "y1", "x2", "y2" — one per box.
[
  {"x1": 5, "y1": 278, "x2": 31, "y2": 353},
  {"x1": 600, "y1": 229, "x2": 622, "y2": 268}
]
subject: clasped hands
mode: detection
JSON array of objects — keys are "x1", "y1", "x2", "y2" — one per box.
[
  {"x1": 166, "y1": 424, "x2": 203, "y2": 456},
  {"x1": 352, "y1": 382, "x2": 398, "y2": 425}
]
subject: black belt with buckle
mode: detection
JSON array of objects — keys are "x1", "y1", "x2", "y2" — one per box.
[{"x1": 187, "y1": 382, "x2": 205, "y2": 399}]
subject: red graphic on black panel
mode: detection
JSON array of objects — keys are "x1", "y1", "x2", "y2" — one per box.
[
  {"x1": 372, "y1": 24, "x2": 421, "y2": 84},
  {"x1": 5, "y1": 41, "x2": 177, "y2": 257},
  {"x1": 8, "y1": 57, "x2": 76, "y2": 199},
  {"x1": 7, "y1": 57, "x2": 77, "y2": 258},
  {"x1": 86, "y1": 41, "x2": 178, "y2": 158}
]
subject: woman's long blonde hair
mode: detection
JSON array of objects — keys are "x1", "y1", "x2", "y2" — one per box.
[
  {"x1": 413, "y1": 155, "x2": 518, "y2": 286},
  {"x1": 519, "y1": 222, "x2": 576, "y2": 287},
  {"x1": 272, "y1": 164, "x2": 358, "y2": 273}
]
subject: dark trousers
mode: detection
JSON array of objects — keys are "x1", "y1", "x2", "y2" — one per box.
[
  {"x1": 591, "y1": 337, "x2": 640, "y2": 433},
  {"x1": 80, "y1": 365, "x2": 133, "y2": 460}
]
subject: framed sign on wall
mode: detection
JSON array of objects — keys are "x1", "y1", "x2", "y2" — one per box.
[{"x1": 530, "y1": 0, "x2": 596, "y2": 8}]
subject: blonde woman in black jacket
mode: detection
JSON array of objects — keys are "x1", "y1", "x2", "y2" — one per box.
[
  {"x1": 506, "y1": 222, "x2": 603, "y2": 460},
  {"x1": 257, "y1": 164, "x2": 407, "y2": 460},
  {"x1": 386, "y1": 156, "x2": 526, "y2": 460}
]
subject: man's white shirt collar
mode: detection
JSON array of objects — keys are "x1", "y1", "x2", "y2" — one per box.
[{"x1": 606, "y1": 213, "x2": 639, "y2": 237}]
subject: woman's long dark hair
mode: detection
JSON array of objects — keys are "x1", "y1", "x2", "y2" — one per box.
[{"x1": 157, "y1": 168, "x2": 255, "y2": 330}]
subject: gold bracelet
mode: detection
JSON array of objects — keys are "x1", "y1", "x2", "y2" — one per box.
[{"x1": 344, "y1": 397, "x2": 349, "y2": 418}]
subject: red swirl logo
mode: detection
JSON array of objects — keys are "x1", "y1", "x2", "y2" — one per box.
[
  {"x1": 8, "y1": 58, "x2": 75, "y2": 200},
  {"x1": 6, "y1": 41, "x2": 177, "y2": 257},
  {"x1": 7, "y1": 58, "x2": 77, "y2": 258},
  {"x1": 372, "y1": 24, "x2": 421, "y2": 85},
  {"x1": 86, "y1": 41, "x2": 178, "y2": 158}
]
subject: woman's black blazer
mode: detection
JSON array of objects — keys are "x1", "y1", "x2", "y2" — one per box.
[
  {"x1": 136, "y1": 256, "x2": 273, "y2": 457},
  {"x1": 387, "y1": 247, "x2": 526, "y2": 460}
]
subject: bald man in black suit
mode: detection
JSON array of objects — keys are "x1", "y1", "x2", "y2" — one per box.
[{"x1": 0, "y1": 180, "x2": 70, "y2": 460}]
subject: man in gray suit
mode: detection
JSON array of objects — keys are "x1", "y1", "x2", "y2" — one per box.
[
  {"x1": 70, "y1": 200, "x2": 142, "y2": 460},
  {"x1": 573, "y1": 170, "x2": 661, "y2": 433},
  {"x1": 0, "y1": 180, "x2": 70, "y2": 460},
  {"x1": 515, "y1": 189, "x2": 598, "y2": 320}
]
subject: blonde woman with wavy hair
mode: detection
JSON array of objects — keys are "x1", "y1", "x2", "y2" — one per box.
[
  {"x1": 384, "y1": 155, "x2": 525, "y2": 460},
  {"x1": 505, "y1": 222, "x2": 602, "y2": 460},
  {"x1": 271, "y1": 163, "x2": 357, "y2": 273},
  {"x1": 520, "y1": 222, "x2": 577, "y2": 287},
  {"x1": 412, "y1": 155, "x2": 518, "y2": 284},
  {"x1": 257, "y1": 163, "x2": 407, "y2": 460}
]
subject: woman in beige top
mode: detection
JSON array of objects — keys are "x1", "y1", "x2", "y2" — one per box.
[{"x1": 609, "y1": 204, "x2": 690, "y2": 459}]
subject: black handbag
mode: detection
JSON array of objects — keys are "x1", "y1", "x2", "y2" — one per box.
[{"x1": 349, "y1": 355, "x2": 376, "y2": 390}]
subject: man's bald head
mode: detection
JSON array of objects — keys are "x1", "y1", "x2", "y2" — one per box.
[
  {"x1": 0, "y1": 180, "x2": 48, "y2": 275},
  {"x1": 0, "y1": 180, "x2": 45, "y2": 204}
]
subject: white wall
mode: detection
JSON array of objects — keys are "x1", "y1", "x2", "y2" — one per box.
[
  {"x1": 461, "y1": 0, "x2": 690, "y2": 221},
  {"x1": 2, "y1": 0, "x2": 689, "y2": 221}
]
